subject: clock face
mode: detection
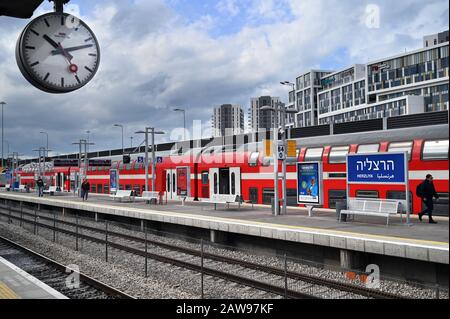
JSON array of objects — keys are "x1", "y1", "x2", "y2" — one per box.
[{"x1": 16, "y1": 12, "x2": 100, "y2": 94}]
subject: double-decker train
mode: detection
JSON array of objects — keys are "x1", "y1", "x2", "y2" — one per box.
[{"x1": 12, "y1": 124, "x2": 450, "y2": 216}]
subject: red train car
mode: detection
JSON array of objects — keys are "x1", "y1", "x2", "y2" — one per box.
[{"x1": 30, "y1": 124, "x2": 448, "y2": 216}]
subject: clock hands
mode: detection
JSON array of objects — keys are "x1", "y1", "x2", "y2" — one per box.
[
  {"x1": 43, "y1": 34, "x2": 73, "y2": 60},
  {"x1": 51, "y1": 44, "x2": 94, "y2": 56},
  {"x1": 57, "y1": 43, "x2": 79, "y2": 74}
]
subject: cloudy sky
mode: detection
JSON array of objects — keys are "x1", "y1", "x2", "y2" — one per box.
[{"x1": 0, "y1": 0, "x2": 448, "y2": 158}]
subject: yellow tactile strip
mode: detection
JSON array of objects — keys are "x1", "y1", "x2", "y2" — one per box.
[{"x1": 0, "y1": 281, "x2": 20, "y2": 299}]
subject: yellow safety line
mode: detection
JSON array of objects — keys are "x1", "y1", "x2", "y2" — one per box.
[
  {"x1": 2, "y1": 193, "x2": 449, "y2": 248},
  {"x1": 0, "y1": 281, "x2": 20, "y2": 299}
]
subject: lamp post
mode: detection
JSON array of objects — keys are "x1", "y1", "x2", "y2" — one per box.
[
  {"x1": 113, "y1": 124, "x2": 124, "y2": 155},
  {"x1": 261, "y1": 103, "x2": 297, "y2": 216},
  {"x1": 86, "y1": 130, "x2": 91, "y2": 153},
  {"x1": 173, "y1": 108, "x2": 186, "y2": 141},
  {"x1": 1, "y1": 101, "x2": 6, "y2": 167},
  {"x1": 130, "y1": 136, "x2": 134, "y2": 148},
  {"x1": 136, "y1": 127, "x2": 165, "y2": 192},
  {"x1": 281, "y1": 81, "x2": 296, "y2": 125}
]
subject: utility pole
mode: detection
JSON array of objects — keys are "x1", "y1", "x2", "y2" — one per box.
[
  {"x1": 136, "y1": 127, "x2": 165, "y2": 192},
  {"x1": 1, "y1": 101, "x2": 6, "y2": 168},
  {"x1": 72, "y1": 139, "x2": 94, "y2": 196}
]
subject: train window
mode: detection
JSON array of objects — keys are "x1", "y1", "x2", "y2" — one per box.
[
  {"x1": 172, "y1": 173, "x2": 175, "y2": 192},
  {"x1": 262, "y1": 189, "x2": 274, "y2": 205},
  {"x1": 202, "y1": 172, "x2": 209, "y2": 185},
  {"x1": 356, "y1": 190, "x2": 379, "y2": 198},
  {"x1": 91, "y1": 185, "x2": 96, "y2": 193},
  {"x1": 305, "y1": 148, "x2": 323, "y2": 162},
  {"x1": 231, "y1": 173, "x2": 235, "y2": 195},
  {"x1": 214, "y1": 173, "x2": 218, "y2": 194},
  {"x1": 387, "y1": 191, "x2": 413, "y2": 213},
  {"x1": 422, "y1": 140, "x2": 449, "y2": 160},
  {"x1": 167, "y1": 173, "x2": 171, "y2": 192},
  {"x1": 104, "y1": 185, "x2": 109, "y2": 194},
  {"x1": 125, "y1": 185, "x2": 132, "y2": 191},
  {"x1": 424, "y1": 193, "x2": 449, "y2": 217},
  {"x1": 262, "y1": 157, "x2": 273, "y2": 166},
  {"x1": 133, "y1": 185, "x2": 141, "y2": 196},
  {"x1": 357, "y1": 144, "x2": 380, "y2": 154},
  {"x1": 328, "y1": 190, "x2": 347, "y2": 209},
  {"x1": 97, "y1": 184, "x2": 103, "y2": 194},
  {"x1": 388, "y1": 142, "x2": 413, "y2": 160},
  {"x1": 249, "y1": 152, "x2": 259, "y2": 166},
  {"x1": 329, "y1": 146, "x2": 349, "y2": 164},
  {"x1": 249, "y1": 188, "x2": 258, "y2": 204}
]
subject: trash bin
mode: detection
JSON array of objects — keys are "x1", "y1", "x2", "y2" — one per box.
[
  {"x1": 271, "y1": 198, "x2": 282, "y2": 215},
  {"x1": 336, "y1": 201, "x2": 347, "y2": 222}
]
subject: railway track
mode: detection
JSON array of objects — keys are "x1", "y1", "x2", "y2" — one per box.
[
  {"x1": 0, "y1": 204, "x2": 408, "y2": 299},
  {"x1": 0, "y1": 235, "x2": 135, "y2": 299}
]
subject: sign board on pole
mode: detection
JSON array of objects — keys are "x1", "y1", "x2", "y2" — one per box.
[
  {"x1": 347, "y1": 153, "x2": 406, "y2": 184},
  {"x1": 346, "y1": 152, "x2": 410, "y2": 223},
  {"x1": 278, "y1": 145, "x2": 286, "y2": 160},
  {"x1": 110, "y1": 169, "x2": 118, "y2": 193},
  {"x1": 297, "y1": 162, "x2": 323, "y2": 205},
  {"x1": 287, "y1": 140, "x2": 297, "y2": 157},
  {"x1": 156, "y1": 157, "x2": 163, "y2": 164},
  {"x1": 137, "y1": 156, "x2": 144, "y2": 163},
  {"x1": 264, "y1": 140, "x2": 272, "y2": 157}
]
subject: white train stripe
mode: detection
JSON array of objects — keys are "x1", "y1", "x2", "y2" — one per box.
[{"x1": 50, "y1": 170, "x2": 447, "y2": 182}]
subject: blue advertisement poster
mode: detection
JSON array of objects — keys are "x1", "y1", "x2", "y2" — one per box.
[
  {"x1": 297, "y1": 162, "x2": 322, "y2": 204},
  {"x1": 347, "y1": 153, "x2": 407, "y2": 184},
  {"x1": 110, "y1": 169, "x2": 118, "y2": 192}
]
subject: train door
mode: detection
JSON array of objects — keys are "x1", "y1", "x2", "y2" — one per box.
[
  {"x1": 55, "y1": 172, "x2": 64, "y2": 191},
  {"x1": 166, "y1": 167, "x2": 191, "y2": 200},
  {"x1": 209, "y1": 167, "x2": 241, "y2": 200},
  {"x1": 166, "y1": 169, "x2": 177, "y2": 200}
]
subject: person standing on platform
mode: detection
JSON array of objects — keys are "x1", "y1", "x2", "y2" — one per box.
[
  {"x1": 81, "y1": 178, "x2": 90, "y2": 201},
  {"x1": 418, "y1": 174, "x2": 439, "y2": 224},
  {"x1": 36, "y1": 177, "x2": 44, "y2": 197}
]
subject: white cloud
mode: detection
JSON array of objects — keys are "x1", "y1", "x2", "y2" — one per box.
[
  {"x1": 0, "y1": 0, "x2": 448, "y2": 156},
  {"x1": 216, "y1": 0, "x2": 240, "y2": 17}
]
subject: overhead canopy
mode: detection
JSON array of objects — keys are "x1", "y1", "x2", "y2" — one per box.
[{"x1": 0, "y1": 0, "x2": 44, "y2": 18}]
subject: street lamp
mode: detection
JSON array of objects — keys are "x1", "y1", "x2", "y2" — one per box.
[
  {"x1": 136, "y1": 127, "x2": 165, "y2": 192},
  {"x1": 281, "y1": 81, "x2": 297, "y2": 125},
  {"x1": 130, "y1": 136, "x2": 134, "y2": 148},
  {"x1": 113, "y1": 124, "x2": 124, "y2": 155},
  {"x1": 1, "y1": 101, "x2": 6, "y2": 167},
  {"x1": 173, "y1": 108, "x2": 186, "y2": 141},
  {"x1": 261, "y1": 103, "x2": 297, "y2": 216}
]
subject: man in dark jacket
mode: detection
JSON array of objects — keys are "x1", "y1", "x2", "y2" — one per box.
[
  {"x1": 419, "y1": 174, "x2": 439, "y2": 224},
  {"x1": 81, "y1": 178, "x2": 90, "y2": 201},
  {"x1": 36, "y1": 177, "x2": 44, "y2": 197}
]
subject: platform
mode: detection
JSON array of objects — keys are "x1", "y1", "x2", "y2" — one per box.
[
  {"x1": 0, "y1": 256, "x2": 67, "y2": 299},
  {"x1": 0, "y1": 192, "x2": 448, "y2": 265}
]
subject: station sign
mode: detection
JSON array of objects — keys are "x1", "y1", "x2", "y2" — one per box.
[
  {"x1": 89, "y1": 159, "x2": 112, "y2": 167},
  {"x1": 137, "y1": 156, "x2": 144, "y2": 163},
  {"x1": 297, "y1": 162, "x2": 323, "y2": 205},
  {"x1": 54, "y1": 159, "x2": 79, "y2": 167},
  {"x1": 347, "y1": 153, "x2": 407, "y2": 184}
]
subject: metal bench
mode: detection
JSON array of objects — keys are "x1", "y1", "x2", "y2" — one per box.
[
  {"x1": 340, "y1": 198, "x2": 400, "y2": 226},
  {"x1": 134, "y1": 191, "x2": 160, "y2": 204},
  {"x1": 43, "y1": 186, "x2": 63, "y2": 196},
  {"x1": 109, "y1": 190, "x2": 134, "y2": 202},
  {"x1": 202, "y1": 195, "x2": 242, "y2": 210},
  {"x1": 16, "y1": 185, "x2": 27, "y2": 192}
]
